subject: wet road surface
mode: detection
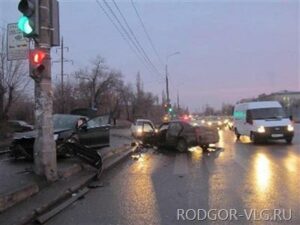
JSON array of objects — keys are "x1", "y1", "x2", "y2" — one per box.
[{"x1": 44, "y1": 126, "x2": 300, "y2": 225}]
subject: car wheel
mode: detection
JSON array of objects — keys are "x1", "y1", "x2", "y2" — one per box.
[
  {"x1": 250, "y1": 132, "x2": 259, "y2": 144},
  {"x1": 201, "y1": 145, "x2": 209, "y2": 152},
  {"x1": 176, "y1": 139, "x2": 188, "y2": 153},
  {"x1": 235, "y1": 128, "x2": 240, "y2": 140},
  {"x1": 285, "y1": 137, "x2": 293, "y2": 144}
]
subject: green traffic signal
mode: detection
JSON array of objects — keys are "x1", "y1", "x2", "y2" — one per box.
[
  {"x1": 18, "y1": 16, "x2": 33, "y2": 34},
  {"x1": 168, "y1": 108, "x2": 173, "y2": 112}
]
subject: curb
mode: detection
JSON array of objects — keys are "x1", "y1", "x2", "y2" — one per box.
[
  {"x1": 0, "y1": 183, "x2": 39, "y2": 213},
  {"x1": 13, "y1": 145, "x2": 136, "y2": 225},
  {"x1": 0, "y1": 163, "x2": 83, "y2": 214},
  {"x1": 58, "y1": 164, "x2": 83, "y2": 179}
]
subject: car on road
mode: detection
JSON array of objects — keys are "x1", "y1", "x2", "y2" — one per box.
[
  {"x1": 10, "y1": 114, "x2": 110, "y2": 159},
  {"x1": 143, "y1": 120, "x2": 219, "y2": 152},
  {"x1": 203, "y1": 116, "x2": 226, "y2": 130},
  {"x1": 131, "y1": 119, "x2": 156, "y2": 139},
  {"x1": 7, "y1": 120, "x2": 34, "y2": 133},
  {"x1": 233, "y1": 101, "x2": 294, "y2": 144}
]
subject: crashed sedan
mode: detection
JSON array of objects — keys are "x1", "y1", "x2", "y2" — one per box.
[
  {"x1": 10, "y1": 114, "x2": 110, "y2": 160},
  {"x1": 139, "y1": 120, "x2": 220, "y2": 152}
]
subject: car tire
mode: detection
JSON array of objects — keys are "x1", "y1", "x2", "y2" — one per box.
[
  {"x1": 285, "y1": 137, "x2": 293, "y2": 144},
  {"x1": 250, "y1": 132, "x2": 259, "y2": 144},
  {"x1": 176, "y1": 138, "x2": 188, "y2": 153},
  {"x1": 235, "y1": 128, "x2": 240, "y2": 140},
  {"x1": 201, "y1": 145, "x2": 209, "y2": 152}
]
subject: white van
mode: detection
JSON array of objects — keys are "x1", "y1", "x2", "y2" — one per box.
[{"x1": 233, "y1": 101, "x2": 294, "y2": 144}]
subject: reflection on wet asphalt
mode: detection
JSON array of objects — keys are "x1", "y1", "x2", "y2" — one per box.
[{"x1": 45, "y1": 125, "x2": 300, "y2": 225}]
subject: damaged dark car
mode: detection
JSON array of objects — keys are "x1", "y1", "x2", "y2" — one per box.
[{"x1": 10, "y1": 114, "x2": 110, "y2": 160}]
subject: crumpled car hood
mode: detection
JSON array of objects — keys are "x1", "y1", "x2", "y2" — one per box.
[{"x1": 13, "y1": 128, "x2": 72, "y2": 140}]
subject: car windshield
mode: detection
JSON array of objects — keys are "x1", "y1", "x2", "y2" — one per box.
[
  {"x1": 87, "y1": 116, "x2": 109, "y2": 128},
  {"x1": 249, "y1": 108, "x2": 286, "y2": 120},
  {"x1": 53, "y1": 114, "x2": 82, "y2": 130},
  {"x1": 159, "y1": 124, "x2": 169, "y2": 131},
  {"x1": 18, "y1": 121, "x2": 28, "y2": 126}
]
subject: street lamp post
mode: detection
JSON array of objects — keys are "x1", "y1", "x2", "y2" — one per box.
[{"x1": 165, "y1": 51, "x2": 180, "y2": 105}]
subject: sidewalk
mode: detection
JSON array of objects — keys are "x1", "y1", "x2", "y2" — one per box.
[{"x1": 0, "y1": 129, "x2": 134, "y2": 225}]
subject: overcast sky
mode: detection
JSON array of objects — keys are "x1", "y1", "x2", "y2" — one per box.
[{"x1": 1, "y1": 0, "x2": 299, "y2": 111}]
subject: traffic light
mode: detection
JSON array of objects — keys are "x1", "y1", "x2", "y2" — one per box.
[
  {"x1": 29, "y1": 49, "x2": 46, "y2": 82},
  {"x1": 18, "y1": 0, "x2": 39, "y2": 38},
  {"x1": 166, "y1": 103, "x2": 173, "y2": 113}
]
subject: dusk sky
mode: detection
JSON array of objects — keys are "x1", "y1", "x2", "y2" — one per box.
[{"x1": 1, "y1": 0, "x2": 299, "y2": 111}]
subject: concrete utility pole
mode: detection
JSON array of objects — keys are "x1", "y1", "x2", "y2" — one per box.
[
  {"x1": 177, "y1": 90, "x2": 180, "y2": 110},
  {"x1": 34, "y1": 0, "x2": 57, "y2": 181},
  {"x1": 165, "y1": 51, "x2": 180, "y2": 105},
  {"x1": 60, "y1": 37, "x2": 64, "y2": 112},
  {"x1": 165, "y1": 64, "x2": 170, "y2": 104},
  {"x1": 53, "y1": 36, "x2": 72, "y2": 113}
]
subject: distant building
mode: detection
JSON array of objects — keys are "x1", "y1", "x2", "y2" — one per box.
[
  {"x1": 258, "y1": 91, "x2": 300, "y2": 108},
  {"x1": 240, "y1": 90, "x2": 300, "y2": 122}
]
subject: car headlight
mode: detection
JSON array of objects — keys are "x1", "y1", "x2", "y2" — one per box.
[
  {"x1": 218, "y1": 121, "x2": 222, "y2": 125},
  {"x1": 54, "y1": 134, "x2": 59, "y2": 141},
  {"x1": 137, "y1": 128, "x2": 143, "y2": 134},
  {"x1": 201, "y1": 120, "x2": 205, "y2": 124},
  {"x1": 208, "y1": 122, "x2": 212, "y2": 126},
  {"x1": 287, "y1": 124, "x2": 294, "y2": 132},
  {"x1": 257, "y1": 126, "x2": 265, "y2": 133}
]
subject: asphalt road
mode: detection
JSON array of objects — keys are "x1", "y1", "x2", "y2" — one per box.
[{"x1": 44, "y1": 125, "x2": 300, "y2": 225}]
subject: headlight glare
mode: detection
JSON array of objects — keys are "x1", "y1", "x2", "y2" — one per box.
[
  {"x1": 287, "y1": 125, "x2": 294, "y2": 132},
  {"x1": 137, "y1": 128, "x2": 143, "y2": 133},
  {"x1": 257, "y1": 126, "x2": 265, "y2": 133}
]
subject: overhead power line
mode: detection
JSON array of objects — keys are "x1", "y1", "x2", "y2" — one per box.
[
  {"x1": 130, "y1": 0, "x2": 164, "y2": 67},
  {"x1": 95, "y1": 0, "x2": 155, "y2": 75},
  {"x1": 110, "y1": 0, "x2": 162, "y2": 78}
]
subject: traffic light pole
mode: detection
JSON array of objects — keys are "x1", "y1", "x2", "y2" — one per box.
[
  {"x1": 33, "y1": 0, "x2": 57, "y2": 181},
  {"x1": 165, "y1": 64, "x2": 170, "y2": 105}
]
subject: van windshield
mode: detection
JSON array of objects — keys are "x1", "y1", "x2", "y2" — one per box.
[{"x1": 249, "y1": 108, "x2": 286, "y2": 120}]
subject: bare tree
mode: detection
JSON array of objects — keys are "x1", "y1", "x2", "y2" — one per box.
[
  {"x1": 119, "y1": 83, "x2": 134, "y2": 121},
  {"x1": 74, "y1": 56, "x2": 123, "y2": 116},
  {"x1": 55, "y1": 56, "x2": 162, "y2": 123}
]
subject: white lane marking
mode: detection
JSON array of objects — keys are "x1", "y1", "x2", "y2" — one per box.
[{"x1": 173, "y1": 154, "x2": 189, "y2": 175}]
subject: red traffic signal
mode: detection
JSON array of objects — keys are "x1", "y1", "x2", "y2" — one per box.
[
  {"x1": 30, "y1": 49, "x2": 46, "y2": 65},
  {"x1": 29, "y1": 49, "x2": 46, "y2": 82}
]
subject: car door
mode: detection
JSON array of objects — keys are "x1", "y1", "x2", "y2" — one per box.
[
  {"x1": 157, "y1": 123, "x2": 169, "y2": 144},
  {"x1": 141, "y1": 122, "x2": 156, "y2": 144},
  {"x1": 244, "y1": 110, "x2": 253, "y2": 136},
  {"x1": 166, "y1": 122, "x2": 182, "y2": 147},
  {"x1": 78, "y1": 116, "x2": 110, "y2": 148}
]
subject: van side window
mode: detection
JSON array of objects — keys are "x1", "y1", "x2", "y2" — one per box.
[{"x1": 246, "y1": 110, "x2": 252, "y2": 124}]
